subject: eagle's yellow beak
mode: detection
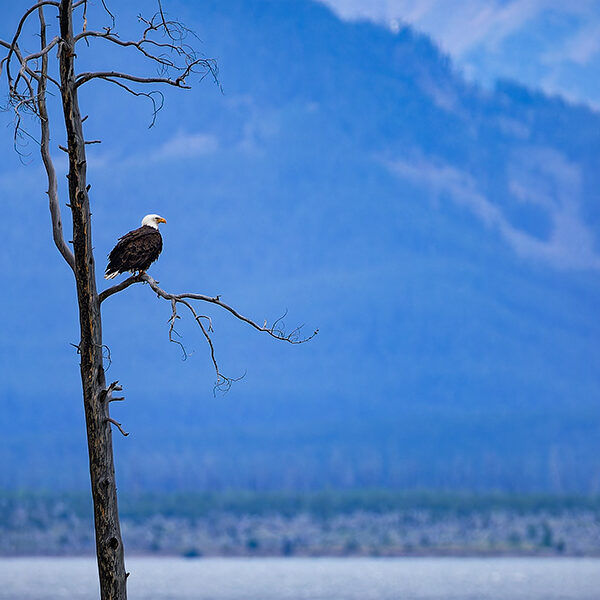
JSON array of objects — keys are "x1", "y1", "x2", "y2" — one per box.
[{"x1": 157, "y1": 217, "x2": 167, "y2": 224}]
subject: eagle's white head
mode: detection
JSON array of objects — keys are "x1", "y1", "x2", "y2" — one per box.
[{"x1": 142, "y1": 214, "x2": 167, "y2": 230}]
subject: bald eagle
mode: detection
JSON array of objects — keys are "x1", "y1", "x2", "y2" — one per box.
[{"x1": 105, "y1": 214, "x2": 166, "y2": 279}]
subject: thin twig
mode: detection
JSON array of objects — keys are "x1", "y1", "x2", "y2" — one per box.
[
  {"x1": 79, "y1": 76, "x2": 165, "y2": 127},
  {"x1": 100, "y1": 0, "x2": 115, "y2": 28},
  {"x1": 167, "y1": 297, "x2": 187, "y2": 360}
]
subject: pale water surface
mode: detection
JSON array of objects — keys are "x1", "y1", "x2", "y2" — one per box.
[{"x1": 0, "y1": 557, "x2": 599, "y2": 600}]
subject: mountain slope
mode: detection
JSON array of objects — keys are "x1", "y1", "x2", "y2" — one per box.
[{"x1": 0, "y1": 0, "x2": 599, "y2": 492}]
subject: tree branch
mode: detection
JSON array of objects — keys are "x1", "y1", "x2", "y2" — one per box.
[
  {"x1": 0, "y1": 37, "x2": 61, "y2": 88},
  {"x1": 75, "y1": 70, "x2": 193, "y2": 89},
  {"x1": 106, "y1": 417, "x2": 129, "y2": 437},
  {"x1": 99, "y1": 274, "x2": 143, "y2": 303},
  {"x1": 21, "y1": 35, "x2": 61, "y2": 64},
  {"x1": 37, "y1": 6, "x2": 75, "y2": 271},
  {"x1": 99, "y1": 272, "x2": 317, "y2": 391},
  {"x1": 101, "y1": 273, "x2": 318, "y2": 343},
  {"x1": 72, "y1": 2, "x2": 219, "y2": 98},
  {"x1": 1, "y1": 9, "x2": 62, "y2": 162},
  {"x1": 146, "y1": 275, "x2": 318, "y2": 344},
  {"x1": 4, "y1": 1, "x2": 60, "y2": 84},
  {"x1": 74, "y1": 30, "x2": 193, "y2": 67}
]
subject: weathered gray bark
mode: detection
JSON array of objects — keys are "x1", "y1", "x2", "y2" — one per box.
[{"x1": 58, "y1": 1, "x2": 127, "y2": 598}]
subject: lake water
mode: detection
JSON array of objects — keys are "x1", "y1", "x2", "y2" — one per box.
[{"x1": 1, "y1": 557, "x2": 599, "y2": 600}]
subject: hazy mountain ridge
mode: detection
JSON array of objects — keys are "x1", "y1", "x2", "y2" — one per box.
[
  {"x1": 0, "y1": 0, "x2": 599, "y2": 492},
  {"x1": 321, "y1": 0, "x2": 600, "y2": 110}
]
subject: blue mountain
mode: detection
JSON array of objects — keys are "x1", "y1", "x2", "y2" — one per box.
[
  {"x1": 1, "y1": 0, "x2": 599, "y2": 492},
  {"x1": 322, "y1": 0, "x2": 600, "y2": 109}
]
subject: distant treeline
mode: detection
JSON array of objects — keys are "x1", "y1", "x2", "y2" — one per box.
[
  {"x1": 2, "y1": 489, "x2": 600, "y2": 523},
  {"x1": 3, "y1": 489, "x2": 600, "y2": 557}
]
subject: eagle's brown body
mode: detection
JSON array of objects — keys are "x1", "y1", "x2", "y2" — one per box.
[{"x1": 105, "y1": 224, "x2": 163, "y2": 279}]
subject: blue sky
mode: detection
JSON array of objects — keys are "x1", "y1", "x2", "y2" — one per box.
[{"x1": 320, "y1": 0, "x2": 600, "y2": 108}]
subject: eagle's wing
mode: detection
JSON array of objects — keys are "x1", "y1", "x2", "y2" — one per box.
[{"x1": 106, "y1": 226, "x2": 162, "y2": 276}]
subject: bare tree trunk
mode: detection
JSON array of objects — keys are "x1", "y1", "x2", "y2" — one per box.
[
  {"x1": 2, "y1": 3, "x2": 309, "y2": 596},
  {"x1": 58, "y1": 1, "x2": 127, "y2": 598}
]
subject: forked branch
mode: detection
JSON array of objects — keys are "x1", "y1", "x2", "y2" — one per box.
[
  {"x1": 74, "y1": 1, "x2": 219, "y2": 105},
  {"x1": 100, "y1": 273, "x2": 318, "y2": 391}
]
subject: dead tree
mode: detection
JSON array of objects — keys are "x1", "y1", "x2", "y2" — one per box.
[{"x1": 0, "y1": 2, "x2": 316, "y2": 599}]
